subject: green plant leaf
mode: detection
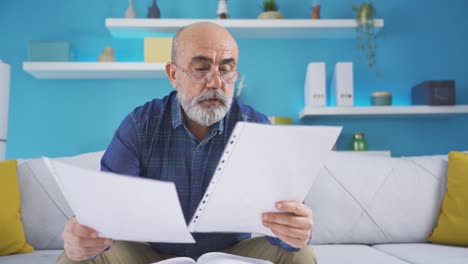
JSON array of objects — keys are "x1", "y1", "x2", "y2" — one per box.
[
  {"x1": 262, "y1": 0, "x2": 279, "y2": 11},
  {"x1": 353, "y1": 2, "x2": 379, "y2": 75}
]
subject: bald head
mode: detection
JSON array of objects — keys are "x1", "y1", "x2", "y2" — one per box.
[{"x1": 171, "y1": 22, "x2": 238, "y2": 64}]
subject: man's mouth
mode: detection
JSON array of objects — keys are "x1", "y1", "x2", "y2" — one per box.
[{"x1": 201, "y1": 98, "x2": 222, "y2": 106}]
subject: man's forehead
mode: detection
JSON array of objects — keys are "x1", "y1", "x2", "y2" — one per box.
[
  {"x1": 179, "y1": 45, "x2": 238, "y2": 64},
  {"x1": 190, "y1": 54, "x2": 237, "y2": 64},
  {"x1": 179, "y1": 23, "x2": 237, "y2": 48},
  {"x1": 177, "y1": 27, "x2": 238, "y2": 62}
]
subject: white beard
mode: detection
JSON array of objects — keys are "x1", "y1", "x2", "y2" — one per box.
[{"x1": 177, "y1": 86, "x2": 232, "y2": 126}]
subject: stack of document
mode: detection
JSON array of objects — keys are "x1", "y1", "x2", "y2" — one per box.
[{"x1": 46, "y1": 122, "x2": 341, "y2": 243}]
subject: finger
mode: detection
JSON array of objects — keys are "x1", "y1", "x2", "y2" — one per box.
[
  {"x1": 263, "y1": 220, "x2": 310, "y2": 241},
  {"x1": 263, "y1": 213, "x2": 313, "y2": 230},
  {"x1": 276, "y1": 201, "x2": 312, "y2": 217},
  {"x1": 64, "y1": 239, "x2": 111, "y2": 259},
  {"x1": 270, "y1": 228, "x2": 308, "y2": 248},
  {"x1": 63, "y1": 226, "x2": 112, "y2": 250},
  {"x1": 67, "y1": 235, "x2": 113, "y2": 249},
  {"x1": 64, "y1": 217, "x2": 78, "y2": 233},
  {"x1": 71, "y1": 221, "x2": 99, "y2": 239}
]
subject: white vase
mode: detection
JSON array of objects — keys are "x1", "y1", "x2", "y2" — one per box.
[
  {"x1": 125, "y1": 0, "x2": 137, "y2": 18},
  {"x1": 217, "y1": 0, "x2": 228, "y2": 19}
]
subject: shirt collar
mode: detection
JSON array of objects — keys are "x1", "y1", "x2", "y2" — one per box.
[
  {"x1": 171, "y1": 92, "x2": 225, "y2": 135},
  {"x1": 171, "y1": 94, "x2": 183, "y2": 129}
]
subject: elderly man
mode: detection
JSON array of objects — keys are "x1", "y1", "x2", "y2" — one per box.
[{"x1": 58, "y1": 22, "x2": 316, "y2": 264}]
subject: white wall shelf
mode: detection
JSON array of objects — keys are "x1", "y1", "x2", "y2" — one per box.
[
  {"x1": 106, "y1": 18, "x2": 384, "y2": 39},
  {"x1": 23, "y1": 62, "x2": 167, "y2": 79},
  {"x1": 336, "y1": 150, "x2": 392, "y2": 157},
  {"x1": 300, "y1": 105, "x2": 468, "y2": 119}
]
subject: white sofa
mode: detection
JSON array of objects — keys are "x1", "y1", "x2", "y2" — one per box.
[
  {"x1": 305, "y1": 152, "x2": 468, "y2": 264},
  {"x1": 1, "y1": 151, "x2": 467, "y2": 264}
]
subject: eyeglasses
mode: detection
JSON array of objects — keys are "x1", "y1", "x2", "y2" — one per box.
[{"x1": 172, "y1": 63, "x2": 240, "y2": 84}]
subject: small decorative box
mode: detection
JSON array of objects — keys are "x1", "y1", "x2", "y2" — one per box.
[
  {"x1": 411, "y1": 80, "x2": 455, "y2": 105},
  {"x1": 144, "y1": 38, "x2": 173, "y2": 63},
  {"x1": 371, "y1": 91, "x2": 392, "y2": 106},
  {"x1": 28, "y1": 41, "x2": 72, "y2": 62}
]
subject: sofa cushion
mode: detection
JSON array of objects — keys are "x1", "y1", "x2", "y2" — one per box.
[
  {"x1": 0, "y1": 160, "x2": 34, "y2": 255},
  {"x1": 305, "y1": 152, "x2": 447, "y2": 244},
  {"x1": 54, "y1": 150, "x2": 104, "y2": 171},
  {"x1": 373, "y1": 243, "x2": 468, "y2": 264},
  {"x1": 312, "y1": 245, "x2": 409, "y2": 264},
  {"x1": 0, "y1": 250, "x2": 63, "y2": 264},
  {"x1": 17, "y1": 159, "x2": 74, "y2": 250},
  {"x1": 17, "y1": 151, "x2": 104, "y2": 250},
  {"x1": 429, "y1": 151, "x2": 468, "y2": 246}
]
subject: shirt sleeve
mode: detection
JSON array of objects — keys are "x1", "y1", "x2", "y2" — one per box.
[
  {"x1": 266, "y1": 236, "x2": 300, "y2": 251},
  {"x1": 100, "y1": 113, "x2": 142, "y2": 177}
]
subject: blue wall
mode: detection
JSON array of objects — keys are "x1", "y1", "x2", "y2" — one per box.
[{"x1": 1, "y1": 0, "x2": 467, "y2": 158}]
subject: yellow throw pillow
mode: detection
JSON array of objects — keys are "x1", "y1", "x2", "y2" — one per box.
[
  {"x1": 0, "y1": 160, "x2": 34, "y2": 255},
  {"x1": 428, "y1": 151, "x2": 468, "y2": 246}
]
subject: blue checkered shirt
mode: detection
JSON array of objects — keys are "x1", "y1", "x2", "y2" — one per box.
[{"x1": 101, "y1": 91, "x2": 298, "y2": 257}]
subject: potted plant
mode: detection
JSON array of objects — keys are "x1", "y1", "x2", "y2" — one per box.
[
  {"x1": 258, "y1": 0, "x2": 283, "y2": 19},
  {"x1": 352, "y1": 2, "x2": 379, "y2": 73}
]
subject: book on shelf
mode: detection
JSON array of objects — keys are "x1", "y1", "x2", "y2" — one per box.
[
  {"x1": 331, "y1": 62, "x2": 354, "y2": 106},
  {"x1": 304, "y1": 62, "x2": 326, "y2": 107}
]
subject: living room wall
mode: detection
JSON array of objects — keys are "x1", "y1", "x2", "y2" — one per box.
[{"x1": 1, "y1": 0, "x2": 467, "y2": 159}]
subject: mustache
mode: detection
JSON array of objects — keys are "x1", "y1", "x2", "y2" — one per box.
[{"x1": 195, "y1": 89, "x2": 229, "y2": 103}]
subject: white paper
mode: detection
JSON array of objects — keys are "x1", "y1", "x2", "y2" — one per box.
[
  {"x1": 0, "y1": 61, "x2": 10, "y2": 160},
  {"x1": 44, "y1": 158, "x2": 195, "y2": 243},
  {"x1": 153, "y1": 257, "x2": 195, "y2": 264},
  {"x1": 188, "y1": 122, "x2": 342, "y2": 236},
  {"x1": 153, "y1": 252, "x2": 272, "y2": 264},
  {"x1": 197, "y1": 253, "x2": 273, "y2": 264}
]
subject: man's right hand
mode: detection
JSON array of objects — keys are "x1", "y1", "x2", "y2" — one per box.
[{"x1": 62, "y1": 217, "x2": 113, "y2": 261}]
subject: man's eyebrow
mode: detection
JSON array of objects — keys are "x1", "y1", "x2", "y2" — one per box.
[
  {"x1": 222, "y1": 58, "x2": 237, "y2": 65},
  {"x1": 191, "y1": 56, "x2": 237, "y2": 65},
  {"x1": 191, "y1": 56, "x2": 212, "y2": 63}
]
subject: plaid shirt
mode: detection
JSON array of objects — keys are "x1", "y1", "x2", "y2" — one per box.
[{"x1": 101, "y1": 91, "x2": 297, "y2": 257}]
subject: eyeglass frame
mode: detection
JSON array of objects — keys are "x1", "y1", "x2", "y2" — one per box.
[{"x1": 171, "y1": 62, "x2": 240, "y2": 84}]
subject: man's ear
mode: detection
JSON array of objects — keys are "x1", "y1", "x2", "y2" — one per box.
[{"x1": 165, "y1": 63, "x2": 178, "y2": 89}]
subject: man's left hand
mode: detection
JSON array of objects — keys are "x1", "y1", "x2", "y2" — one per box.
[{"x1": 262, "y1": 201, "x2": 313, "y2": 248}]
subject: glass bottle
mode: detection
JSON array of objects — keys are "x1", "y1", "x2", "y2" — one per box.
[{"x1": 351, "y1": 132, "x2": 368, "y2": 151}]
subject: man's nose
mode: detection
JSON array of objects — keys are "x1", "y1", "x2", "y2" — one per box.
[{"x1": 206, "y1": 72, "x2": 223, "y2": 88}]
